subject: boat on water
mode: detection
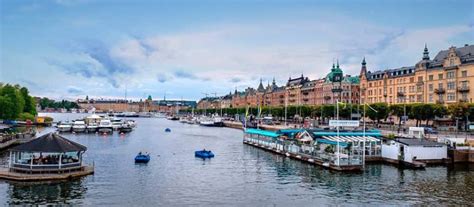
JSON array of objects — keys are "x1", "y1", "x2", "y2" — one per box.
[
  {"x1": 125, "y1": 120, "x2": 136, "y2": 128},
  {"x1": 153, "y1": 112, "x2": 167, "y2": 118},
  {"x1": 195, "y1": 150, "x2": 215, "y2": 159},
  {"x1": 165, "y1": 128, "x2": 171, "y2": 132},
  {"x1": 118, "y1": 123, "x2": 133, "y2": 133},
  {"x1": 98, "y1": 119, "x2": 113, "y2": 134},
  {"x1": 199, "y1": 116, "x2": 224, "y2": 127},
  {"x1": 72, "y1": 120, "x2": 87, "y2": 133},
  {"x1": 86, "y1": 122, "x2": 98, "y2": 133},
  {"x1": 57, "y1": 121, "x2": 72, "y2": 132},
  {"x1": 111, "y1": 118, "x2": 124, "y2": 130},
  {"x1": 135, "y1": 152, "x2": 150, "y2": 163},
  {"x1": 167, "y1": 116, "x2": 179, "y2": 121}
]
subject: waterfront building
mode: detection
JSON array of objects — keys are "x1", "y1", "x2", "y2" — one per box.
[
  {"x1": 360, "y1": 44, "x2": 474, "y2": 105},
  {"x1": 6, "y1": 133, "x2": 92, "y2": 176},
  {"x1": 381, "y1": 138, "x2": 448, "y2": 166},
  {"x1": 78, "y1": 97, "x2": 196, "y2": 113},
  {"x1": 243, "y1": 128, "x2": 382, "y2": 171}
]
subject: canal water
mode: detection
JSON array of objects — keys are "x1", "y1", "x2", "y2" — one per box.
[{"x1": 0, "y1": 113, "x2": 473, "y2": 205}]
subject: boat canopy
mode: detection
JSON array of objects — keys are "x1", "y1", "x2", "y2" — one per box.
[
  {"x1": 316, "y1": 139, "x2": 349, "y2": 147},
  {"x1": 321, "y1": 135, "x2": 379, "y2": 143},
  {"x1": 312, "y1": 130, "x2": 382, "y2": 137},
  {"x1": 277, "y1": 129, "x2": 304, "y2": 138},
  {"x1": 245, "y1": 128, "x2": 279, "y2": 138}
]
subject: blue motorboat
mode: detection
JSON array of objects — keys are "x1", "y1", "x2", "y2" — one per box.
[
  {"x1": 165, "y1": 128, "x2": 171, "y2": 132},
  {"x1": 195, "y1": 150, "x2": 215, "y2": 159},
  {"x1": 135, "y1": 152, "x2": 150, "y2": 163}
]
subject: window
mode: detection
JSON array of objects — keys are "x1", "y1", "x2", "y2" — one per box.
[
  {"x1": 438, "y1": 74, "x2": 443, "y2": 80},
  {"x1": 462, "y1": 71, "x2": 467, "y2": 77},
  {"x1": 379, "y1": 89, "x2": 382, "y2": 95},
  {"x1": 410, "y1": 77, "x2": 414, "y2": 83},
  {"x1": 429, "y1": 94, "x2": 433, "y2": 102},
  {"x1": 417, "y1": 95, "x2": 423, "y2": 102},
  {"x1": 418, "y1": 76, "x2": 423, "y2": 82},
  {"x1": 450, "y1": 59, "x2": 454, "y2": 66},
  {"x1": 447, "y1": 71, "x2": 455, "y2": 79},
  {"x1": 447, "y1": 93, "x2": 455, "y2": 101},
  {"x1": 389, "y1": 88, "x2": 392, "y2": 94},
  {"x1": 461, "y1": 81, "x2": 468, "y2": 87},
  {"x1": 438, "y1": 83, "x2": 443, "y2": 89},
  {"x1": 409, "y1": 95, "x2": 415, "y2": 103},
  {"x1": 409, "y1": 86, "x2": 415, "y2": 93},
  {"x1": 447, "y1": 82, "x2": 455, "y2": 90},
  {"x1": 429, "y1": 75, "x2": 433, "y2": 81},
  {"x1": 429, "y1": 84, "x2": 433, "y2": 91}
]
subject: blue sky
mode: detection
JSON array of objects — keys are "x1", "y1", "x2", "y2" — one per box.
[{"x1": 1, "y1": 0, "x2": 473, "y2": 101}]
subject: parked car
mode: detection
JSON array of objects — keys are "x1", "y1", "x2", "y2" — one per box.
[{"x1": 424, "y1": 127, "x2": 438, "y2": 134}]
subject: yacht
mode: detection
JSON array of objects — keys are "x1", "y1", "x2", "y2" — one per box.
[
  {"x1": 118, "y1": 123, "x2": 133, "y2": 133},
  {"x1": 153, "y1": 112, "x2": 167, "y2": 118},
  {"x1": 86, "y1": 122, "x2": 99, "y2": 133},
  {"x1": 57, "y1": 121, "x2": 72, "y2": 132},
  {"x1": 72, "y1": 120, "x2": 87, "y2": 133},
  {"x1": 98, "y1": 119, "x2": 113, "y2": 134},
  {"x1": 199, "y1": 117, "x2": 215, "y2": 127},
  {"x1": 111, "y1": 118, "x2": 124, "y2": 130},
  {"x1": 125, "y1": 120, "x2": 136, "y2": 128}
]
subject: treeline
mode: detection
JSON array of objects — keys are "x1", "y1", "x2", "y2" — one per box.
[
  {"x1": 38, "y1": 98, "x2": 79, "y2": 110},
  {"x1": 0, "y1": 83, "x2": 37, "y2": 120},
  {"x1": 182, "y1": 102, "x2": 474, "y2": 126}
]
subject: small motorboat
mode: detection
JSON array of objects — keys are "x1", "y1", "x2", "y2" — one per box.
[
  {"x1": 165, "y1": 128, "x2": 171, "y2": 132},
  {"x1": 195, "y1": 150, "x2": 215, "y2": 159},
  {"x1": 135, "y1": 152, "x2": 150, "y2": 163}
]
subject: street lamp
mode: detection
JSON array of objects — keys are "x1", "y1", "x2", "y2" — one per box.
[{"x1": 362, "y1": 103, "x2": 378, "y2": 168}]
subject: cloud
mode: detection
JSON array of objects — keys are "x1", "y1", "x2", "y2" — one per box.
[
  {"x1": 67, "y1": 86, "x2": 83, "y2": 94},
  {"x1": 157, "y1": 73, "x2": 172, "y2": 83},
  {"x1": 230, "y1": 77, "x2": 242, "y2": 83},
  {"x1": 173, "y1": 70, "x2": 198, "y2": 80}
]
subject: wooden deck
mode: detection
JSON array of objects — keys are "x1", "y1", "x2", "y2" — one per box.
[{"x1": 0, "y1": 166, "x2": 94, "y2": 181}]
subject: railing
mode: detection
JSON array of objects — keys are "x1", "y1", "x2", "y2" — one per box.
[
  {"x1": 434, "y1": 88, "x2": 446, "y2": 94},
  {"x1": 457, "y1": 86, "x2": 470, "y2": 93}
]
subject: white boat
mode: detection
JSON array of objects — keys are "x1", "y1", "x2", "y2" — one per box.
[
  {"x1": 125, "y1": 120, "x2": 136, "y2": 128},
  {"x1": 98, "y1": 119, "x2": 113, "y2": 134},
  {"x1": 57, "y1": 122, "x2": 72, "y2": 132},
  {"x1": 86, "y1": 122, "x2": 98, "y2": 133},
  {"x1": 72, "y1": 120, "x2": 87, "y2": 133},
  {"x1": 111, "y1": 118, "x2": 124, "y2": 130},
  {"x1": 199, "y1": 117, "x2": 215, "y2": 126},
  {"x1": 154, "y1": 112, "x2": 167, "y2": 118}
]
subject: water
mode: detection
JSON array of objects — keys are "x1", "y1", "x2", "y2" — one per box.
[{"x1": 0, "y1": 113, "x2": 473, "y2": 205}]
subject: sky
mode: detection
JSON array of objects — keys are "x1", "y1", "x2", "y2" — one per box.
[{"x1": 1, "y1": 0, "x2": 473, "y2": 101}]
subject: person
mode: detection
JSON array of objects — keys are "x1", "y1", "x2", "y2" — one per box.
[{"x1": 203, "y1": 148, "x2": 206, "y2": 152}]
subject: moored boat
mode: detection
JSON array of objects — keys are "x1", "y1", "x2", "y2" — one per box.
[
  {"x1": 86, "y1": 122, "x2": 98, "y2": 133},
  {"x1": 57, "y1": 122, "x2": 72, "y2": 132},
  {"x1": 98, "y1": 119, "x2": 113, "y2": 134},
  {"x1": 72, "y1": 120, "x2": 87, "y2": 133}
]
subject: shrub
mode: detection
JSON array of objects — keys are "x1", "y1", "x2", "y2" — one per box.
[
  {"x1": 17, "y1": 112, "x2": 35, "y2": 121},
  {"x1": 44, "y1": 116, "x2": 54, "y2": 123}
]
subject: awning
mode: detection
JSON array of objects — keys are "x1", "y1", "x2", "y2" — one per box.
[
  {"x1": 322, "y1": 135, "x2": 379, "y2": 143},
  {"x1": 245, "y1": 128, "x2": 279, "y2": 138}
]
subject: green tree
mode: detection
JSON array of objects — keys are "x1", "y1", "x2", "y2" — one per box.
[{"x1": 366, "y1": 103, "x2": 389, "y2": 125}]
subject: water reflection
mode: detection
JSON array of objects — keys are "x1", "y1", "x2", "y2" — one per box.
[{"x1": 5, "y1": 178, "x2": 87, "y2": 205}]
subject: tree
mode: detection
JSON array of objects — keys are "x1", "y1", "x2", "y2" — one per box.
[{"x1": 366, "y1": 103, "x2": 389, "y2": 125}]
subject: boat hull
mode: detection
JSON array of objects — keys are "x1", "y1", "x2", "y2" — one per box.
[
  {"x1": 135, "y1": 155, "x2": 150, "y2": 163},
  {"x1": 195, "y1": 151, "x2": 215, "y2": 158},
  {"x1": 98, "y1": 127, "x2": 113, "y2": 134}
]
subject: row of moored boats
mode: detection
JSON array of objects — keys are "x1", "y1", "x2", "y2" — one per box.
[
  {"x1": 56, "y1": 114, "x2": 136, "y2": 134},
  {"x1": 172, "y1": 115, "x2": 224, "y2": 127}
]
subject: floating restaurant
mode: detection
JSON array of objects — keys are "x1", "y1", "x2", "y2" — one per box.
[
  {"x1": 0, "y1": 132, "x2": 94, "y2": 181},
  {"x1": 243, "y1": 128, "x2": 382, "y2": 171}
]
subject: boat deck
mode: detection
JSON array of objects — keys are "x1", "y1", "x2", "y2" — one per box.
[{"x1": 0, "y1": 166, "x2": 94, "y2": 181}]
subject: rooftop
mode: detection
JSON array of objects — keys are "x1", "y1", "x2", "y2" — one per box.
[{"x1": 395, "y1": 138, "x2": 445, "y2": 147}]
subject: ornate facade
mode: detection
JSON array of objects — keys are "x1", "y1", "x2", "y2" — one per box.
[{"x1": 360, "y1": 44, "x2": 474, "y2": 105}]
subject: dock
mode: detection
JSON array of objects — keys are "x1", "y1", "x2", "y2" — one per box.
[
  {"x1": 243, "y1": 140, "x2": 361, "y2": 172},
  {"x1": 0, "y1": 166, "x2": 94, "y2": 182}
]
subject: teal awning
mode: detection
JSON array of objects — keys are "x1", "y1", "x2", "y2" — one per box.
[
  {"x1": 312, "y1": 130, "x2": 382, "y2": 137},
  {"x1": 316, "y1": 139, "x2": 348, "y2": 147},
  {"x1": 244, "y1": 128, "x2": 280, "y2": 138}
]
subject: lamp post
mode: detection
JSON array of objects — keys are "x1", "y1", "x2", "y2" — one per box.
[{"x1": 363, "y1": 103, "x2": 378, "y2": 168}]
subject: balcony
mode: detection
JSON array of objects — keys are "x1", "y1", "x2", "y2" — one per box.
[
  {"x1": 397, "y1": 92, "x2": 405, "y2": 97},
  {"x1": 434, "y1": 88, "x2": 446, "y2": 94},
  {"x1": 416, "y1": 81, "x2": 424, "y2": 86},
  {"x1": 459, "y1": 98, "x2": 469, "y2": 103},
  {"x1": 324, "y1": 95, "x2": 331, "y2": 100},
  {"x1": 457, "y1": 86, "x2": 470, "y2": 93}
]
